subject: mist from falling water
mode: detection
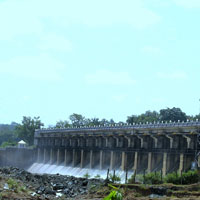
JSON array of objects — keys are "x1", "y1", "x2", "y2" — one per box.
[{"x1": 27, "y1": 162, "x2": 133, "y2": 183}]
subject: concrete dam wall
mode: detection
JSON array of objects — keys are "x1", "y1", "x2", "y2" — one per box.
[
  {"x1": 28, "y1": 121, "x2": 200, "y2": 179},
  {"x1": 0, "y1": 147, "x2": 37, "y2": 169}
]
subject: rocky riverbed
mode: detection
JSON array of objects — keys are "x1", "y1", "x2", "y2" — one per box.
[
  {"x1": 0, "y1": 167, "x2": 104, "y2": 199},
  {"x1": 1, "y1": 167, "x2": 200, "y2": 199}
]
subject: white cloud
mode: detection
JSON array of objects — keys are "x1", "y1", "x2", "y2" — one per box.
[
  {"x1": 85, "y1": 69, "x2": 136, "y2": 86},
  {"x1": 39, "y1": 34, "x2": 72, "y2": 52},
  {"x1": 157, "y1": 71, "x2": 188, "y2": 80},
  {"x1": 141, "y1": 46, "x2": 162, "y2": 55},
  {"x1": 173, "y1": 0, "x2": 200, "y2": 8},
  {"x1": 152, "y1": 97, "x2": 165, "y2": 103},
  {"x1": 0, "y1": 54, "x2": 65, "y2": 81},
  {"x1": 0, "y1": 0, "x2": 161, "y2": 40},
  {"x1": 112, "y1": 94, "x2": 128, "y2": 103}
]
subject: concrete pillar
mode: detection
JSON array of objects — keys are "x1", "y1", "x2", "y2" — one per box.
[
  {"x1": 125, "y1": 136, "x2": 131, "y2": 147},
  {"x1": 37, "y1": 148, "x2": 41, "y2": 163},
  {"x1": 114, "y1": 137, "x2": 119, "y2": 147},
  {"x1": 64, "y1": 149, "x2": 67, "y2": 165},
  {"x1": 183, "y1": 136, "x2": 191, "y2": 149},
  {"x1": 137, "y1": 136, "x2": 144, "y2": 148},
  {"x1": 110, "y1": 151, "x2": 115, "y2": 170},
  {"x1": 198, "y1": 155, "x2": 200, "y2": 167},
  {"x1": 77, "y1": 138, "x2": 80, "y2": 147},
  {"x1": 179, "y1": 153, "x2": 184, "y2": 173},
  {"x1": 150, "y1": 136, "x2": 158, "y2": 148},
  {"x1": 57, "y1": 149, "x2": 60, "y2": 165},
  {"x1": 95, "y1": 138, "x2": 98, "y2": 147},
  {"x1": 133, "y1": 152, "x2": 138, "y2": 171},
  {"x1": 72, "y1": 149, "x2": 77, "y2": 167},
  {"x1": 50, "y1": 148, "x2": 54, "y2": 164},
  {"x1": 43, "y1": 148, "x2": 47, "y2": 163},
  {"x1": 105, "y1": 137, "x2": 108, "y2": 147},
  {"x1": 100, "y1": 150, "x2": 103, "y2": 170},
  {"x1": 147, "y1": 152, "x2": 152, "y2": 172},
  {"x1": 162, "y1": 152, "x2": 167, "y2": 176},
  {"x1": 121, "y1": 152, "x2": 127, "y2": 171},
  {"x1": 90, "y1": 150, "x2": 93, "y2": 169},
  {"x1": 80, "y1": 150, "x2": 84, "y2": 168},
  {"x1": 166, "y1": 135, "x2": 173, "y2": 148}
]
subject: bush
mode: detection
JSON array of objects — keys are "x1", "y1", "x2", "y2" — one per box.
[
  {"x1": 165, "y1": 170, "x2": 199, "y2": 185},
  {"x1": 83, "y1": 172, "x2": 90, "y2": 179},
  {"x1": 128, "y1": 172, "x2": 138, "y2": 184},
  {"x1": 181, "y1": 170, "x2": 199, "y2": 184},
  {"x1": 94, "y1": 174, "x2": 101, "y2": 179},
  {"x1": 109, "y1": 174, "x2": 121, "y2": 183},
  {"x1": 0, "y1": 141, "x2": 17, "y2": 148},
  {"x1": 164, "y1": 172, "x2": 180, "y2": 184},
  {"x1": 144, "y1": 172, "x2": 163, "y2": 184},
  {"x1": 128, "y1": 172, "x2": 162, "y2": 184}
]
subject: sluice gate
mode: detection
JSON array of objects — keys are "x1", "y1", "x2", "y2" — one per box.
[{"x1": 28, "y1": 121, "x2": 200, "y2": 179}]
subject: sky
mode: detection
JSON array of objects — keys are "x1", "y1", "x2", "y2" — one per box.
[{"x1": 0, "y1": 0, "x2": 200, "y2": 126}]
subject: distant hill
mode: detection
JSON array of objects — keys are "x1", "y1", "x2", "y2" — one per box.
[{"x1": 0, "y1": 122, "x2": 18, "y2": 145}]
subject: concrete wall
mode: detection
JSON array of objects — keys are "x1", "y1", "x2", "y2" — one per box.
[{"x1": 0, "y1": 147, "x2": 36, "y2": 169}]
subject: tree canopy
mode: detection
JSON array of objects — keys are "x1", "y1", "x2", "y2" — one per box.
[
  {"x1": 127, "y1": 107, "x2": 189, "y2": 124},
  {"x1": 15, "y1": 116, "x2": 44, "y2": 145}
]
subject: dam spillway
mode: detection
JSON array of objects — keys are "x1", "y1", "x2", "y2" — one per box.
[{"x1": 28, "y1": 120, "x2": 200, "y2": 179}]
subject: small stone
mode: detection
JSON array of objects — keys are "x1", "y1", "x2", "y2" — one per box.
[
  {"x1": 4, "y1": 183, "x2": 9, "y2": 190},
  {"x1": 82, "y1": 180, "x2": 88, "y2": 186}
]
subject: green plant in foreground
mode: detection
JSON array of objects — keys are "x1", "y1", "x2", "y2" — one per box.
[
  {"x1": 83, "y1": 172, "x2": 90, "y2": 179},
  {"x1": 109, "y1": 174, "x2": 121, "y2": 183},
  {"x1": 94, "y1": 174, "x2": 101, "y2": 179},
  {"x1": 7, "y1": 178, "x2": 27, "y2": 193},
  {"x1": 7, "y1": 178, "x2": 18, "y2": 189},
  {"x1": 103, "y1": 184, "x2": 123, "y2": 200}
]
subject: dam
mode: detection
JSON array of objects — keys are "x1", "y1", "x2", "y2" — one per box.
[{"x1": 28, "y1": 120, "x2": 200, "y2": 179}]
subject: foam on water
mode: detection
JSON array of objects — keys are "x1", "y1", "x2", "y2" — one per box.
[{"x1": 27, "y1": 162, "x2": 132, "y2": 182}]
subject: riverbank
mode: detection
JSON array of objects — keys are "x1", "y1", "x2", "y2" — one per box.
[{"x1": 1, "y1": 167, "x2": 200, "y2": 199}]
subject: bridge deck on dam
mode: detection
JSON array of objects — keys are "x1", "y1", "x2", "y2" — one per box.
[{"x1": 33, "y1": 121, "x2": 200, "y2": 176}]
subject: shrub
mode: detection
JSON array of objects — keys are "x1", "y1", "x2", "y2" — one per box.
[
  {"x1": 7, "y1": 178, "x2": 18, "y2": 190},
  {"x1": 94, "y1": 174, "x2": 101, "y2": 179},
  {"x1": 83, "y1": 172, "x2": 90, "y2": 179},
  {"x1": 164, "y1": 172, "x2": 180, "y2": 184},
  {"x1": 128, "y1": 172, "x2": 162, "y2": 184},
  {"x1": 165, "y1": 170, "x2": 199, "y2": 185},
  {"x1": 109, "y1": 174, "x2": 121, "y2": 183},
  {"x1": 181, "y1": 170, "x2": 199, "y2": 184},
  {"x1": 144, "y1": 172, "x2": 163, "y2": 184}
]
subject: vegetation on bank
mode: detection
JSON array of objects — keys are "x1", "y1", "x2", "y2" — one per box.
[{"x1": 128, "y1": 170, "x2": 199, "y2": 185}]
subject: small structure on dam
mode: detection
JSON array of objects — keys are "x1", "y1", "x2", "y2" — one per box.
[{"x1": 31, "y1": 120, "x2": 200, "y2": 178}]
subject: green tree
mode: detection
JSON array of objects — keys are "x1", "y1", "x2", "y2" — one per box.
[
  {"x1": 0, "y1": 122, "x2": 18, "y2": 145},
  {"x1": 55, "y1": 120, "x2": 71, "y2": 128},
  {"x1": 15, "y1": 116, "x2": 44, "y2": 145},
  {"x1": 69, "y1": 113, "x2": 86, "y2": 126},
  {"x1": 127, "y1": 110, "x2": 160, "y2": 124},
  {"x1": 159, "y1": 107, "x2": 187, "y2": 122}
]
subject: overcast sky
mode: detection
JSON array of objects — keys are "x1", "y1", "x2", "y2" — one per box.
[{"x1": 0, "y1": 0, "x2": 200, "y2": 126}]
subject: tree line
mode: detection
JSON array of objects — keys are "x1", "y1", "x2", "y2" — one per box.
[{"x1": 1, "y1": 107, "x2": 200, "y2": 147}]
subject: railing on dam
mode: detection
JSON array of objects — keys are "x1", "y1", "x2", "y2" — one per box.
[{"x1": 35, "y1": 120, "x2": 200, "y2": 134}]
